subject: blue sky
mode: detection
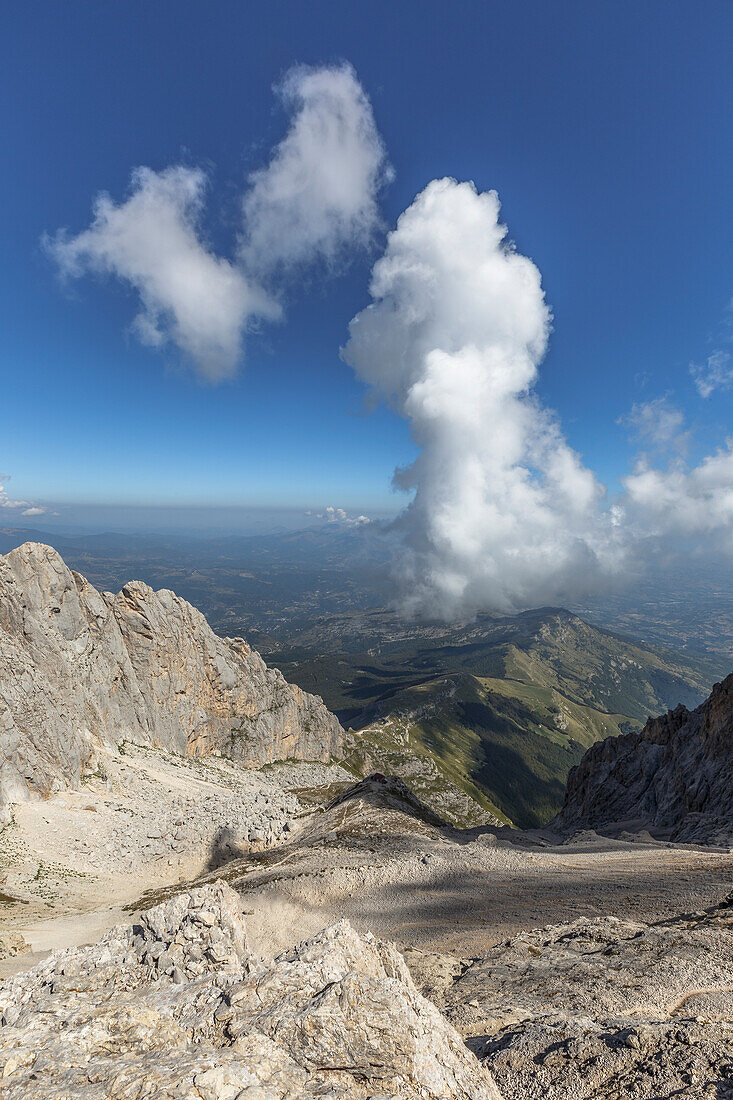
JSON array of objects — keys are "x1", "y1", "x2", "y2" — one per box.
[{"x1": 2, "y1": 0, "x2": 732, "y2": 537}]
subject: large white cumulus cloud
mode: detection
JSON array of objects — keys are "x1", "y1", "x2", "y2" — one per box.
[
  {"x1": 343, "y1": 179, "x2": 619, "y2": 617},
  {"x1": 45, "y1": 64, "x2": 388, "y2": 381},
  {"x1": 241, "y1": 63, "x2": 390, "y2": 273}
]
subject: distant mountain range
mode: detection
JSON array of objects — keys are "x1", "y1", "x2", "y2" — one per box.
[
  {"x1": 3, "y1": 523, "x2": 733, "y2": 659},
  {"x1": 1, "y1": 525, "x2": 728, "y2": 828},
  {"x1": 268, "y1": 608, "x2": 725, "y2": 827}
]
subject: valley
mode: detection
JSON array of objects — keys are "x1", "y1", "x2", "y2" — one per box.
[
  {"x1": 0, "y1": 525, "x2": 727, "y2": 829},
  {"x1": 0, "y1": 543, "x2": 731, "y2": 1099},
  {"x1": 267, "y1": 607, "x2": 724, "y2": 827}
]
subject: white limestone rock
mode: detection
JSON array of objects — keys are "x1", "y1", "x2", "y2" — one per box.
[
  {"x1": 0, "y1": 881, "x2": 502, "y2": 1099},
  {"x1": 0, "y1": 543, "x2": 342, "y2": 819}
]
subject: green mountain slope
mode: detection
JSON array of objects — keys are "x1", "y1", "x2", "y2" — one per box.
[
  {"x1": 270, "y1": 608, "x2": 726, "y2": 828},
  {"x1": 343, "y1": 672, "x2": 630, "y2": 828},
  {"x1": 496, "y1": 609, "x2": 719, "y2": 721}
]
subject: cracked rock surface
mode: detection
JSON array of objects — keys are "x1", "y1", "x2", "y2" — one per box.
[
  {"x1": 0, "y1": 881, "x2": 501, "y2": 1099},
  {"x1": 413, "y1": 894, "x2": 733, "y2": 1100},
  {"x1": 553, "y1": 671, "x2": 733, "y2": 845}
]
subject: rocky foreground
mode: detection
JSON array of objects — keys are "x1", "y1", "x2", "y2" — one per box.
[
  {"x1": 2, "y1": 877, "x2": 732, "y2": 1099},
  {"x1": 0, "y1": 881, "x2": 501, "y2": 1099},
  {"x1": 420, "y1": 894, "x2": 733, "y2": 1099},
  {"x1": 0, "y1": 543, "x2": 341, "y2": 820},
  {"x1": 554, "y1": 671, "x2": 733, "y2": 845}
]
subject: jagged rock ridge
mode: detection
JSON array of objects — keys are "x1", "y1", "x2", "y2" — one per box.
[
  {"x1": 553, "y1": 670, "x2": 733, "y2": 844},
  {"x1": 0, "y1": 543, "x2": 342, "y2": 816},
  {"x1": 0, "y1": 881, "x2": 502, "y2": 1099}
]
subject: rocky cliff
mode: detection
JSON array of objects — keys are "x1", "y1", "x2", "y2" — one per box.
[
  {"x1": 553, "y1": 671, "x2": 733, "y2": 844},
  {"x1": 0, "y1": 543, "x2": 342, "y2": 816}
]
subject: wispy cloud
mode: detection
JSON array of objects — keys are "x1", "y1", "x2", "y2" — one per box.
[
  {"x1": 689, "y1": 298, "x2": 733, "y2": 397},
  {"x1": 690, "y1": 349, "x2": 733, "y2": 398},
  {"x1": 45, "y1": 64, "x2": 389, "y2": 382},
  {"x1": 0, "y1": 475, "x2": 47, "y2": 516},
  {"x1": 621, "y1": 396, "x2": 690, "y2": 455}
]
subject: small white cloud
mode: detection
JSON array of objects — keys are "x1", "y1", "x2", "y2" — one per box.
[
  {"x1": 690, "y1": 350, "x2": 733, "y2": 398},
  {"x1": 45, "y1": 166, "x2": 279, "y2": 382},
  {"x1": 240, "y1": 62, "x2": 390, "y2": 275},
  {"x1": 622, "y1": 397, "x2": 689, "y2": 454},
  {"x1": 45, "y1": 64, "x2": 390, "y2": 383},
  {"x1": 315, "y1": 505, "x2": 371, "y2": 527},
  {"x1": 0, "y1": 476, "x2": 46, "y2": 515}
]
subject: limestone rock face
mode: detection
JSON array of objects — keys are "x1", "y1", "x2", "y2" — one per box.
[
  {"x1": 0, "y1": 881, "x2": 502, "y2": 1099},
  {"x1": 552, "y1": 671, "x2": 733, "y2": 844},
  {"x1": 0, "y1": 543, "x2": 342, "y2": 816}
]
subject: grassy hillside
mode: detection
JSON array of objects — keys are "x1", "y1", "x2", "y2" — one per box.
[
  {"x1": 342, "y1": 672, "x2": 630, "y2": 828},
  {"x1": 339, "y1": 694, "x2": 510, "y2": 829},
  {"x1": 271, "y1": 608, "x2": 727, "y2": 828}
]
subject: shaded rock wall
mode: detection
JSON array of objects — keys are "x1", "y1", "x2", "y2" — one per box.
[{"x1": 553, "y1": 671, "x2": 733, "y2": 844}]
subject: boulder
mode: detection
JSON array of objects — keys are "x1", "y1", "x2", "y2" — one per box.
[{"x1": 0, "y1": 881, "x2": 502, "y2": 1099}]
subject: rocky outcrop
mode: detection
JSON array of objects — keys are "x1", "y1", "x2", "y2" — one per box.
[
  {"x1": 0, "y1": 933, "x2": 28, "y2": 963},
  {"x1": 438, "y1": 893, "x2": 733, "y2": 1100},
  {"x1": 0, "y1": 881, "x2": 502, "y2": 1099},
  {"x1": 327, "y1": 772, "x2": 453, "y2": 827},
  {"x1": 552, "y1": 671, "x2": 733, "y2": 844},
  {"x1": 0, "y1": 543, "x2": 342, "y2": 817}
]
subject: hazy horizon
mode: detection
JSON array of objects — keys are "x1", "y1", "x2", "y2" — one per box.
[{"x1": 3, "y1": 0, "x2": 732, "y2": 618}]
